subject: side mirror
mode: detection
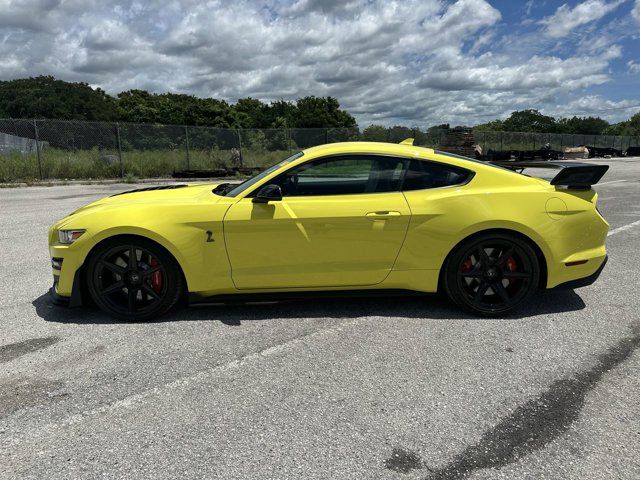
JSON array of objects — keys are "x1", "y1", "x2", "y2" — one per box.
[{"x1": 252, "y1": 184, "x2": 283, "y2": 203}]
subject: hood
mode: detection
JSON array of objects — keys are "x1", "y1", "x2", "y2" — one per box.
[
  {"x1": 54, "y1": 183, "x2": 223, "y2": 229},
  {"x1": 82, "y1": 182, "x2": 220, "y2": 209}
]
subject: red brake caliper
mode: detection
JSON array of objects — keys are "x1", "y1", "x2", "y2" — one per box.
[
  {"x1": 461, "y1": 258, "x2": 473, "y2": 272},
  {"x1": 150, "y1": 257, "x2": 163, "y2": 293},
  {"x1": 506, "y1": 256, "x2": 517, "y2": 282}
]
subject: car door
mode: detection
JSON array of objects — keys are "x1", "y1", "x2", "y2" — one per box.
[{"x1": 223, "y1": 154, "x2": 411, "y2": 289}]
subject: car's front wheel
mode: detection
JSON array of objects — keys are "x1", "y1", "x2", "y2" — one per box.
[
  {"x1": 86, "y1": 237, "x2": 183, "y2": 321},
  {"x1": 443, "y1": 233, "x2": 540, "y2": 316}
]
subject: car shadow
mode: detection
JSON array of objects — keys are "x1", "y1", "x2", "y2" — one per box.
[{"x1": 32, "y1": 289, "x2": 587, "y2": 325}]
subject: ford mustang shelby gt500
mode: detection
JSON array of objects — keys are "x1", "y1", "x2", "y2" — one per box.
[{"x1": 49, "y1": 140, "x2": 609, "y2": 320}]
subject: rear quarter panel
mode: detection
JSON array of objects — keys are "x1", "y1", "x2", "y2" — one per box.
[
  {"x1": 397, "y1": 184, "x2": 556, "y2": 273},
  {"x1": 397, "y1": 157, "x2": 607, "y2": 289}
]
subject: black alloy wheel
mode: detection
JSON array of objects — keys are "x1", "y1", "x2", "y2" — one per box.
[
  {"x1": 86, "y1": 237, "x2": 183, "y2": 321},
  {"x1": 443, "y1": 233, "x2": 540, "y2": 316}
]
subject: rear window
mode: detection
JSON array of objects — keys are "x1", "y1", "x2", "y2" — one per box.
[
  {"x1": 402, "y1": 159, "x2": 473, "y2": 191},
  {"x1": 434, "y1": 150, "x2": 514, "y2": 174}
]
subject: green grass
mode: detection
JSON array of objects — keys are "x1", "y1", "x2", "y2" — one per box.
[{"x1": 0, "y1": 147, "x2": 294, "y2": 182}]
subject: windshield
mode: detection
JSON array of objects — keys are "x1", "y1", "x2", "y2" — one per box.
[{"x1": 221, "y1": 152, "x2": 304, "y2": 197}]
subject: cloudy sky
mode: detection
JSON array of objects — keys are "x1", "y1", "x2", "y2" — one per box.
[{"x1": 1, "y1": 0, "x2": 639, "y2": 126}]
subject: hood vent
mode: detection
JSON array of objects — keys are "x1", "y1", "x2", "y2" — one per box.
[{"x1": 110, "y1": 185, "x2": 188, "y2": 197}]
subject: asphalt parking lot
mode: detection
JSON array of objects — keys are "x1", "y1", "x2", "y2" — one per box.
[{"x1": 1, "y1": 159, "x2": 639, "y2": 480}]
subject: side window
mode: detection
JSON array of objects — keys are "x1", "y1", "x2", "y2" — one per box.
[
  {"x1": 269, "y1": 155, "x2": 405, "y2": 196},
  {"x1": 402, "y1": 159, "x2": 472, "y2": 191}
]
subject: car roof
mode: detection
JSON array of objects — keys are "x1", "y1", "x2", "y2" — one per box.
[{"x1": 302, "y1": 141, "x2": 434, "y2": 159}]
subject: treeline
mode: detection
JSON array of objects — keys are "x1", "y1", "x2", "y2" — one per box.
[
  {"x1": 0, "y1": 76, "x2": 356, "y2": 129},
  {"x1": 0, "y1": 76, "x2": 638, "y2": 136},
  {"x1": 474, "y1": 109, "x2": 640, "y2": 136}
]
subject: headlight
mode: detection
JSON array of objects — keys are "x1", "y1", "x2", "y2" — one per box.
[{"x1": 58, "y1": 229, "x2": 86, "y2": 244}]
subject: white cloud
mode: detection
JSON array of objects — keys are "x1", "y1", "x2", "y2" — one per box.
[
  {"x1": 539, "y1": 0, "x2": 626, "y2": 38},
  {"x1": 0, "y1": 0, "x2": 636, "y2": 126},
  {"x1": 525, "y1": 0, "x2": 535, "y2": 16},
  {"x1": 544, "y1": 95, "x2": 639, "y2": 122},
  {"x1": 633, "y1": 0, "x2": 640, "y2": 23},
  {"x1": 628, "y1": 60, "x2": 640, "y2": 74}
]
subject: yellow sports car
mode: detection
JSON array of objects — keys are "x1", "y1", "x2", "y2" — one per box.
[{"x1": 48, "y1": 140, "x2": 609, "y2": 320}]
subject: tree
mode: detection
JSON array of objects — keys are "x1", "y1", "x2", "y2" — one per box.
[
  {"x1": 362, "y1": 124, "x2": 388, "y2": 141},
  {"x1": 474, "y1": 119, "x2": 504, "y2": 131},
  {"x1": 233, "y1": 98, "x2": 266, "y2": 128},
  {"x1": 293, "y1": 96, "x2": 357, "y2": 128},
  {"x1": 501, "y1": 109, "x2": 557, "y2": 133},
  {"x1": 117, "y1": 90, "x2": 235, "y2": 127},
  {"x1": 603, "y1": 111, "x2": 640, "y2": 136},
  {"x1": 0, "y1": 76, "x2": 117, "y2": 120},
  {"x1": 263, "y1": 100, "x2": 297, "y2": 128},
  {"x1": 556, "y1": 116, "x2": 609, "y2": 135},
  {"x1": 386, "y1": 125, "x2": 415, "y2": 143}
]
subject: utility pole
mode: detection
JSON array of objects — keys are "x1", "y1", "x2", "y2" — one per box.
[
  {"x1": 115, "y1": 123, "x2": 123, "y2": 178},
  {"x1": 184, "y1": 125, "x2": 191, "y2": 170},
  {"x1": 33, "y1": 120, "x2": 43, "y2": 180}
]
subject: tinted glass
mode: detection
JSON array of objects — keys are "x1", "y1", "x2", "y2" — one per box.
[
  {"x1": 224, "y1": 152, "x2": 303, "y2": 197},
  {"x1": 268, "y1": 155, "x2": 405, "y2": 196},
  {"x1": 402, "y1": 159, "x2": 471, "y2": 191}
]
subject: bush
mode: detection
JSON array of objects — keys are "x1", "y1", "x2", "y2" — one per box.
[{"x1": 0, "y1": 147, "x2": 295, "y2": 181}]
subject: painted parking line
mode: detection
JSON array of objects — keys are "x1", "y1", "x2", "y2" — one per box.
[
  {"x1": 597, "y1": 180, "x2": 628, "y2": 186},
  {"x1": 608, "y1": 219, "x2": 640, "y2": 236}
]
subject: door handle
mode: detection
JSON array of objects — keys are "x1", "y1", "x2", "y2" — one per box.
[{"x1": 365, "y1": 211, "x2": 402, "y2": 218}]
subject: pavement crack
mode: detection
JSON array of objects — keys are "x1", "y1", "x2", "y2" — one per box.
[{"x1": 421, "y1": 324, "x2": 640, "y2": 480}]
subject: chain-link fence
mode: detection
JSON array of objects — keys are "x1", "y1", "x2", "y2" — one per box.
[
  {"x1": 0, "y1": 119, "x2": 639, "y2": 181},
  {"x1": 473, "y1": 130, "x2": 640, "y2": 155}
]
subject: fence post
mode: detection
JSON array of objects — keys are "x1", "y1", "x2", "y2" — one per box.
[
  {"x1": 236, "y1": 129, "x2": 243, "y2": 168},
  {"x1": 115, "y1": 122, "x2": 123, "y2": 178},
  {"x1": 325, "y1": 128, "x2": 329, "y2": 144},
  {"x1": 287, "y1": 128, "x2": 293, "y2": 153},
  {"x1": 33, "y1": 119, "x2": 43, "y2": 180},
  {"x1": 184, "y1": 125, "x2": 191, "y2": 170},
  {"x1": 500, "y1": 132, "x2": 503, "y2": 152}
]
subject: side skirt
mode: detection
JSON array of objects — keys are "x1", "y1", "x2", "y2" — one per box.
[{"x1": 189, "y1": 289, "x2": 434, "y2": 305}]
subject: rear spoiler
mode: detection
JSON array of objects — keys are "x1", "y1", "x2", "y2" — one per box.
[{"x1": 490, "y1": 161, "x2": 609, "y2": 189}]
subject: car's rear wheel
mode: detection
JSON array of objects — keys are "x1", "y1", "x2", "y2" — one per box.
[
  {"x1": 443, "y1": 233, "x2": 540, "y2": 316},
  {"x1": 86, "y1": 237, "x2": 183, "y2": 321}
]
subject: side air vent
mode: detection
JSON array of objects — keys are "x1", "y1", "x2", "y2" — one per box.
[{"x1": 110, "y1": 185, "x2": 188, "y2": 197}]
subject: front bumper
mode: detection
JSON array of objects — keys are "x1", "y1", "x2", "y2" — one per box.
[
  {"x1": 49, "y1": 267, "x2": 84, "y2": 307},
  {"x1": 551, "y1": 255, "x2": 608, "y2": 290},
  {"x1": 49, "y1": 286, "x2": 70, "y2": 306},
  {"x1": 48, "y1": 224, "x2": 93, "y2": 302}
]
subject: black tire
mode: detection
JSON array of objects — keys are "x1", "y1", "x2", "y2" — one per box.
[
  {"x1": 442, "y1": 233, "x2": 540, "y2": 316},
  {"x1": 86, "y1": 236, "x2": 183, "y2": 321}
]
